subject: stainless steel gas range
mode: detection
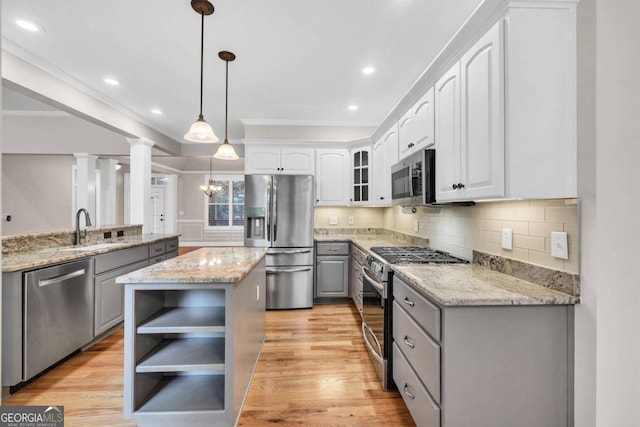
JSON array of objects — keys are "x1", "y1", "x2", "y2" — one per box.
[{"x1": 361, "y1": 246, "x2": 467, "y2": 390}]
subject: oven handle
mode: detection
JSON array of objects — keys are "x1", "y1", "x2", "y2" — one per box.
[
  {"x1": 362, "y1": 323, "x2": 383, "y2": 363},
  {"x1": 362, "y1": 266, "x2": 384, "y2": 294}
]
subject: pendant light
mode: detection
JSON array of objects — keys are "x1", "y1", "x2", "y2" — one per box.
[
  {"x1": 200, "y1": 156, "x2": 221, "y2": 197},
  {"x1": 184, "y1": 0, "x2": 219, "y2": 143},
  {"x1": 214, "y1": 51, "x2": 239, "y2": 160}
]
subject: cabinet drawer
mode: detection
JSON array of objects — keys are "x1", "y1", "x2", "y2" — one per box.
[
  {"x1": 149, "y1": 242, "x2": 166, "y2": 257},
  {"x1": 393, "y1": 342, "x2": 440, "y2": 426},
  {"x1": 393, "y1": 301, "x2": 441, "y2": 403},
  {"x1": 393, "y1": 275, "x2": 441, "y2": 341},
  {"x1": 149, "y1": 255, "x2": 166, "y2": 265},
  {"x1": 316, "y1": 242, "x2": 349, "y2": 255},
  {"x1": 165, "y1": 239, "x2": 179, "y2": 253},
  {"x1": 165, "y1": 250, "x2": 179, "y2": 260},
  {"x1": 94, "y1": 245, "x2": 149, "y2": 275}
]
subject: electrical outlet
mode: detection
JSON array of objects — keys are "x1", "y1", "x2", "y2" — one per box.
[
  {"x1": 329, "y1": 215, "x2": 338, "y2": 225},
  {"x1": 348, "y1": 216, "x2": 355, "y2": 225},
  {"x1": 501, "y1": 228, "x2": 513, "y2": 250},
  {"x1": 414, "y1": 220, "x2": 419, "y2": 233},
  {"x1": 551, "y1": 232, "x2": 568, "y2": 259}
]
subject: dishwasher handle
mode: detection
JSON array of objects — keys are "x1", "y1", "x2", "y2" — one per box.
[{"x1": 38, "y1": 268, "x2": 86, "y2": 287}]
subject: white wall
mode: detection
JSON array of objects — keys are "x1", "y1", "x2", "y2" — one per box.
[{"x1": 594, "y1": 1, "x2": 640, "y2": 425}]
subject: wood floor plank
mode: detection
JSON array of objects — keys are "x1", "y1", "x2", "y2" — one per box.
[{"x1": 3, "y1": 304, "x2": 414, "y2": 426}]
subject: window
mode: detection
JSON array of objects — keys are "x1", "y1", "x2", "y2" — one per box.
[{"x1": 204, "y1": 175, "x2": 245, "y2": 229}]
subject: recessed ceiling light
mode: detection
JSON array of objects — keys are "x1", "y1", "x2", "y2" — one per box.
[
  {"x1": 362, "y1": 67, "x2": 375, "y2": 75},
  {"x1": 103, "y1": 77, "x2": 120, "y2": 86},
  {"x1": 151, "y1": 109, "x2": 163, "y2": 115},
  {"x1": 15, "y1": 18, "x2": 42, "y2": 32},
  {"x1": 348, "y1": 105, "x2": 359, "y2": 111}
]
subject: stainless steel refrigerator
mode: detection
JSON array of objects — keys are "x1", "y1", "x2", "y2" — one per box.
[{"x1": 244, "y1": 174, "x2": 314, "y2": 309}]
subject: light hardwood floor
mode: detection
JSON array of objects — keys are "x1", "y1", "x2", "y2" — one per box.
[{"x1": 3, "y1": 305, "x2": 414, "y2": 426}]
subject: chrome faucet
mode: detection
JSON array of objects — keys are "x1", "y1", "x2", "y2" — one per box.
[{"x1": 75, "y1": 208, "x2": 92, "y2": 245}]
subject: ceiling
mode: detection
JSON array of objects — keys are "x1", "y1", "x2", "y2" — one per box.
[{"x1": 2, "y1": 0, "x2": 486, "y2": 166}]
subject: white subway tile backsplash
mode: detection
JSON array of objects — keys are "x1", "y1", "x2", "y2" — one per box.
[
  {"x1": 529, "y1": 222, "x2": 564, "y2": 237},
  {"x1": 513, "y1": 234, "x2": 546, "y2": 252},
  {"x1": 545, "y1": 206, "x2": 579, "y2": 224},
  {"x1": 317, "y1": 198, "x2": 579, "y2": 274},
  {"x1": 502, "y1": 220, "x2": 529, "y2": 235},
  {"x1": 529, "y1": 250, "x2": 565, "y2": 270}
]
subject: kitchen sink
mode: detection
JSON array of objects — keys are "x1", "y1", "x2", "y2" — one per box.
[{"x1": 61, "y1": 243, "x2": 125, "y2": 251}]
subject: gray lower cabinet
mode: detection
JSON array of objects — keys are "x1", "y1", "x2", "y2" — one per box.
[
  {"x1": 392, "y1": 275, "x2": 572, "y2": 427},
  {"x1": 94, "y1": 260, "x2": 148, "y2": 336},
  {"x1": 315, "y1": 242, "x2": 350, "y2": 298},
  {"x1": 93, "y1": 238, "x2": 180, "y2": 337}
]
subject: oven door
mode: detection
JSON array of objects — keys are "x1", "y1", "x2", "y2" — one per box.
[{"x1": 361, "y1": 266, "x2": 388, "y2": 388}]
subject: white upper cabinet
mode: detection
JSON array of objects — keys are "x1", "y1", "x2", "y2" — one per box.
[
  {"x1": 436, "y1": 21, "x2": 505, "y2": 202},
  {"x1": 245, "y1": 146, "x2": 314, "y2": 175},
  {"x1": 399, "y1": 88, "x2": 435, "y2": 160},
  {"x1": 372, "y1": 125, "x2": 399, "y2": 206},
  {"x1": 315, "y1": 149, "x2": 350, "y2": 206},
  {"x1": 435, "y1": 63, "x2": 462, "y2": 201},
  {"x1": 460, "y1": 21, "x2": 504, "y2": 200},
  {"x1": 350, "y1": 146, "x2": 372, "y2": 205}
]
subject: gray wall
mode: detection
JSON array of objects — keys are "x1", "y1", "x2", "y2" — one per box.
[
  {"x1": 2, "y1": 154, "x2": 126, "y2": 235},
  {"x1": 2, "y1": 154, "x2": 74, "y2": 235},
  {"x1": 177, "y1": 173, "x2": 244, "y2": 244},
  {"x1": 575, "y1": 0, "x2": 597, "y2": 425},
  {"x1": 593, "y1": 1, "x2": 640, "y2": 425}
]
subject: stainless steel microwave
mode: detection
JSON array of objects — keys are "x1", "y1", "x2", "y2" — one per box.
[{"x1": 391, "y1": 149, "x2": 435, "y2": 205}]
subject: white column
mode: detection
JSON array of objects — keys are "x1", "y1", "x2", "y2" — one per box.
[
  {"x1": 98, "y1": 158, "x2": 118, "y2": 226},
  {"x1": 73, "y1": 153, "x2": 97, "y2": 221},
  {"x1": 127, "y1": 138, "x2": 154, "y2": 234}
]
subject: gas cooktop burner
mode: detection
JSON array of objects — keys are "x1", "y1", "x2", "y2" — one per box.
[{"x1": 370, "y1": 246, "x2": 468, "y2": 264}]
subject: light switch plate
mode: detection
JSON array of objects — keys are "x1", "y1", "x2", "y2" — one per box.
[
  {"x1": 551, "y1": 231, "x2": 569, "y2": 259},
  {"x1": 329, "y1": 215, "x2": 338, "y2": 225},
  {"x1": 348, "y1": 216, "x2": 355, "y2": 225},
  {"x1": 501, "y1": 228, "x2": 513, "y2": 250}
]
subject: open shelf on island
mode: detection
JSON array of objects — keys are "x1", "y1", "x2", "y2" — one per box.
[
  {"x1": 137, "y1": 306, "x2": 225, "y2": 334},
  {"x1": 136, "y1": 374, "x2": 225, "y2": 413},
  {"x1": 136, "y1": 338, "x2": 225, "y2": 373}
]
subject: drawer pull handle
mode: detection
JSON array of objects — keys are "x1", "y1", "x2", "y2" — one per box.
[
  {"x1": 155, "y1": 247, "x2": 162, "y2": 252},
  {"x1": 403, "y1": 384, "x2": 415, "y2": 400},
  {"x1": 403, "y1": 336, "x2": 415, "y2": 349},
  {"x1": 403, "y1": 297, "x2": 415, "y2": 307}
]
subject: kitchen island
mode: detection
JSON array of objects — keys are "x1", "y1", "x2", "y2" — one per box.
[{"x1": 116, "y1": 247, "x2": 267, "y2": 427}]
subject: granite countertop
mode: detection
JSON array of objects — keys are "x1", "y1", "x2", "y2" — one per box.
[
  {"x1": 116, "y1": 247, "x2": 267, "y2": 284},
  {"x1": 2, "y1": 234, "x2": 180, "y2": 272},
  {"x1": 392, "y1": 264, "x2": 579, "y2": 306}
]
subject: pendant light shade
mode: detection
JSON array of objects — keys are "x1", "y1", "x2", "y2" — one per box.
[
  {"x1": 214, "y1": 141, "x2": 239, "y2": 160},
  {"x1": 185, "y1": 0, "x2": 218, "y2": 143},
  {"x1": 213, "y1": 51, "x2": 239, "y2": 160},
  {"x1": 185, "y1": 115, "x2": 217, "y2": 142}
]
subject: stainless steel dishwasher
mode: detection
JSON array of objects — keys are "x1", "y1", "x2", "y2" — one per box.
[{"x1": 23, "y1": 258, "x2": 93, "y2": 380}]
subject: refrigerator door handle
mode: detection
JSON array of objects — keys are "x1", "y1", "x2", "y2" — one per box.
[
  {"x1": 269, "y1": 249, "x2": 312, "y2": 255},
  {"x1": 266, "y1": 267, "x2": 312, "y2": 274},
  {"x1": 273, "y1": 177, "x2": 278, "y2": 242},
  {"x1": 266, "y1": 177, "x2": 272, "y2": 242}
]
